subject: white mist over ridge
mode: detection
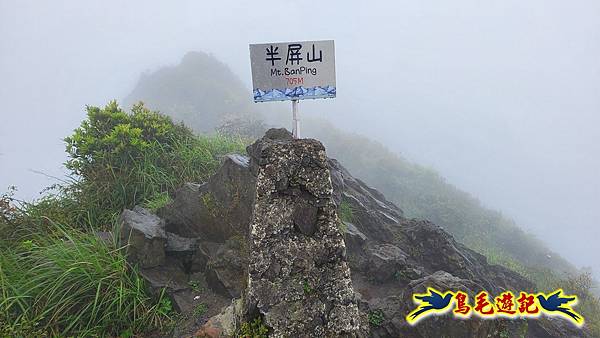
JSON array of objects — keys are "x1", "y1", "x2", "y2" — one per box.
[{"x1": 1, "y1": 0, "x2": 599, "y2": 278}]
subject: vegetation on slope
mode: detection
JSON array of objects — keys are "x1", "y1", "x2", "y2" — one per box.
[
  {"x1": 32, "y1": 100, "x2": 247, "y2": 231},
  {"x1": 304, "y1": 119, "x2": 578, "y2": 278},
  {"x1": 0, "y1": 221, "x2": 173, "y2": 336},
  {"x1": 1, "y1": 98, "x2": 598, "y2": 335},
  {"x1": 120, "y1": 52, "x2": 599, "y2": 334},
  {"x1": 0, "y1": 102, "x2": 246, "y2": 336},
  {"x1": 122, "y1": 52, "x2": 580, "y2": 279}
]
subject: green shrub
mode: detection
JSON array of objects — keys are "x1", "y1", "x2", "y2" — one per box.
[
  {"x1": 59, "y1": 101, "x2": 245, "y2": 229},
  {"x1": 0, "y1": 223, "x2": 173, "y2": 336},
  {"x1": 303, "y1": 280, "x2": 313, "y2": 295}
]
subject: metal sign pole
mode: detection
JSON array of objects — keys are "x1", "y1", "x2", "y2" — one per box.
[{"x1": 292, "y1": 99, "x2": 300, "y2": 138}]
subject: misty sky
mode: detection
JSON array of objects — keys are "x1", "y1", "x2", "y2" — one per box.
[{"x1": 1, "y1": 1, "x2": 599, "y2": 276}]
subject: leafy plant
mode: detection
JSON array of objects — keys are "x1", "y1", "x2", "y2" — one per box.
[
  {"x1": 188, "y1": 279, "x2": 205, "y2": 293},
  {"x1": 156, "y1": 293, "x2": 174, "y2": 317},
  {"x1": 337, "y1": 220, "x2": 348, "y2": 234},
  {"x1": 0, "y1": 101, "x2": 251, "y2": 336},
  {"x1": 193, "y1": 303, "x2": 208, "y2": 317},
  {"x1": 337, "y1": 200, "x2": 357, "y2": 234},
  {"x1": 143, "y1": 191, "x2": 172, "y2": 212},
  {"x1": 368, "y1": 309, "x2": 385, "y2": 327},
  {"x1": 338, "y1": 200, "x2": 355, "y2": 223},
  {"x1": 303, "y1": 280, "x2": 313, "y2": 295},
  {"x1": 238, "y1": 317, "x2": 269, "y2": 338}
]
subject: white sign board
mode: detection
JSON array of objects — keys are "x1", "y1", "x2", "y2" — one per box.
[{"x1": 249, "y1": 40, "x2": 336, "y2": 102}]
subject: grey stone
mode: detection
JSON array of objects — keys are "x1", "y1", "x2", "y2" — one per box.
[
  {"x1": 166, "y1": 231, "x2": 198, "y2": 252},
  {"x1": 170, "y1": 288, "x2": 197, "y2": 313},
  {"x1": 344, "y1": 222, "x2": 367, "y2": 252},
  {"x1": 366, "y1": 244, "x2": 408, "y2": 283},
  {"x1": 95, "y1": 231, "x2": 113, "y2": 245},
  {"x1": 189, "y1": 243, "x2": 211, "y2": 273},
  {"x1": 205, "y1": 237, "x2": 248, "y2": 298},
  {"x1": 119, "y1": 206, "x2": 166, "y2": 268},
  {"x1": 139, "y1": 260, "x2": 189, "y2": 294},
  {"x1": 195, "y1": 298, "x2": 244, "y2": 337}
]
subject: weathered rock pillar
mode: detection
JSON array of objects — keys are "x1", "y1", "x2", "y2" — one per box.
[{"x1": 245, "y1": 128, "x2": 361, "y2": 337}]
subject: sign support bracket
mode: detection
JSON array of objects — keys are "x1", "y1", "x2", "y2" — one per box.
[{"x1": 292, "y1": 99, "x2": 300, "y2": 138}]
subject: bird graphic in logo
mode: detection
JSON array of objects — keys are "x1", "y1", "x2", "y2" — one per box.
[
  {"x1": 537, "y1": 289, "x2": 584, "y2": 325},
  {"x1": 406, "y1": 288, "x2": 454, "y2": 324}
]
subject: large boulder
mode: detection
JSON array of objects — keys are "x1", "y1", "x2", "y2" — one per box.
[{"x1": 244, "y1": 129, "x2": 362, "y2": 337}]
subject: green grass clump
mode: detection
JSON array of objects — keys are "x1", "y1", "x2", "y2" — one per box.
[
  {"x1": 302, "y1": 280, "x2": 313, "y2": 295},
  {"x1": 0, "y1": 223, "x2": 173, "y2": 336},
  {"x1": 337, "y1": 200, "x2": 356, "y2": 234},
  {"x1": 188, "y1": 279, "x2": 205, "y2": 293},
  {"x1": 143, "y1": 191, "x2": 173, "y2": 212},
  {"x1": 338, "y1": 200, "x2": 355, "y2": 223}
]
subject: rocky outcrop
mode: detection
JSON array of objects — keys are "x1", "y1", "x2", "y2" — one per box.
[
  {"x1": 118, "y1": 129, "x2": 590, "y2": 338},
  {"x1": 118, "y1": 155, "x2": 256, "y2": 335},
  {"x1": 331, "y1": 160, "x2": 536, "y2": 337},
  {"x1": 244, "y1": 129, "x2": 362, "y2": 337}
]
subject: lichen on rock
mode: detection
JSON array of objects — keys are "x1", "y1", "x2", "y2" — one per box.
[{"x1": 244, "y1": 129, "x2": 362, "y2": 337}]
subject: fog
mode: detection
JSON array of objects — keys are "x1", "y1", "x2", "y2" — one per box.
[{"x1": 1, "y1": 1, "x2": 599, "y2": 277}]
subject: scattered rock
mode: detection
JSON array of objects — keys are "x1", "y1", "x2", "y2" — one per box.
[
  {"x1": 139, "y1": 259, "x2": 189, "y2": 294},
  {"x1": 195, "y1": 299, "x2": 244, "y2": 338},
  {"x1": 167, "y1": 231, "x2": 198, "y2": 252},
  {"x1": 205, "y1": 237, "x2": 248, "y2": 298},
  {"x1": 95, "y1": 231, "x2": 113, "y2": 245},
  {"x1": 119, "y1": 206, "x2": 166, "y2": 268}
]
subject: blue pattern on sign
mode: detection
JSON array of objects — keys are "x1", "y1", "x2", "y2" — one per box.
[{"x1": 254, "y1": 86, "x2": 336, "y2": 102}]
